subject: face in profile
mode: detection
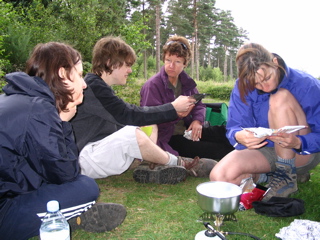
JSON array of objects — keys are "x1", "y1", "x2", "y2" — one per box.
[
  {"x1": 110, "y1": 63, "x2": 133, "y2": 85},
  {"x1": 62, "y1": 61, "x2": 87, "y2": 105}
]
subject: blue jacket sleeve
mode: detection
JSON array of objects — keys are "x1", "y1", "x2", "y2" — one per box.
[{"x1": 226, "y1": 81, "x2": 256, "y2": 149}]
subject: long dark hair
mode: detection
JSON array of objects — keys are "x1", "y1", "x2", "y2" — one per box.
[{"x1": 26, "y1": 42, "x2": 82, "y2": 112}]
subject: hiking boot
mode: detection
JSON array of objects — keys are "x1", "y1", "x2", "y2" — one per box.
[
  {"x1": 263, "y1": 162, "x2": 298, "y2": 202},
  {"x1": 132, "y1": 164, "x2": 187, "y2": 184},
  {"x1": 69, "y1": 202, "x2": 126, "y2": 233},
  {"x1": 297, "y1": 172, "x2": 311, "y2": 183},
  {"x1": 178, "y1": 156, "x2": 218, "y2": 177}
]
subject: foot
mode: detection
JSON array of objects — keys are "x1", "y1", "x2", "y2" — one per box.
[
  {"x1": 178, "y1": 156, "x2": 218, "y2": 177},
  {"x1": 69, "y1": 203, "x2": 126, "y2": 232},
  {"x1": 263, "y1": 162, "x2": 298, "y2": 201},
  {"x1": 132, "y1": 164, "x2": 187, "y2": 184}
]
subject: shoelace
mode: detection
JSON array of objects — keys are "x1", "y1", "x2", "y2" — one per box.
[
  {"x1": 268, "y1": 167, "x2": 292, "y2": 188},
  {"x1": 183, "y1": 156, "x2": 200, "y2": 176}
]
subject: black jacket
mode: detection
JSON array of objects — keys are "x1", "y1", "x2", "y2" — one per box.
[
  {"x1": 0, "y1": 72, "x2": 80, "y2": 200},
  {"x1": 71, "y1": 73, "x2": 178, "y2": 151}
]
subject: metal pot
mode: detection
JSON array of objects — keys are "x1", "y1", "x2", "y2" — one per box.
[{"x1": 196, "y1": 181, "x2": 242, "y2": 215}]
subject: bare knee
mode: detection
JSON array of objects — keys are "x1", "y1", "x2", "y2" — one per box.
[
  {"x1": 269, "y1": 88, "x2": 307, "y2": 127},
  {"x1": 136, "y1": 128, "x2": 151, "y2": 148},
  {"x1": 209, "y1": 161, "x2": 241, "y2": 184},
  {"x1": 269, "y1": 88, "x2": 292, "y2": 111}
]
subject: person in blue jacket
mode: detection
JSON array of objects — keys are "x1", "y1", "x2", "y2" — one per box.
[
  {"x1": 0, "y1": 42, "x2": 126, "y2": 240},
  {"x1": 210, "y1": 43, "x2": 320, "y2": 201}
]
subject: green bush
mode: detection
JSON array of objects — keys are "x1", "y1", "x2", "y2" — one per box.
[
  {"x1": 199, "y1": 66, "x2": 224, "y2": 82},
  {"x1": 112, "y1": 77, "x2": 143, "y2": 106},
  {"x1": 206, "y1": 85, "x2": 233, "y2": 100},
  {"x1": 0, "y1": 78, "x2": 6, "y2": 93},
  {"x1": 147, "y1": 55, "x2": 156, "y2": 70},
  {"x1": 82, "y1": 61, "x2": 92, "y2": 76},
  {"x1": 196, "y1": 80, "x2": 234, "y2": 101}
]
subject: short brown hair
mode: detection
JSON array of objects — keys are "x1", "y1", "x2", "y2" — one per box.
[
  {"x1": 26, "y1": 42, "x2": 82, "y2": 112},
  {"x1": 91, "y1": 36, "x2": 136, "y2": 76},
  {"x1": 162, "y1": 35, "x2": 191, "y2": 65}
]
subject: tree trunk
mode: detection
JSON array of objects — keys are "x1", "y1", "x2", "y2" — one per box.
[
  {"x1": 223, "y1": 46, "x2": 228, "y2": 82},
  {"x1": 155, "y1": 3, "x2": 161, "y2": 72},
  {"x1": 193, "y1": 0, "x2": 198, "y2": 80},
  {"x1": 142, "y1": 1, "x2": 147, "y2": 80}
]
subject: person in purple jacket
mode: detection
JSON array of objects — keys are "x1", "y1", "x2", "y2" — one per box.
[
  {"x1": 140, "y1": 35, "x2": 234, "y2": 177},
  {"x1": 210, "y1": 43, "x2": 320, "y2": 201}
]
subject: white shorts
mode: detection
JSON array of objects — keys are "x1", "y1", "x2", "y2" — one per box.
[{"x1": 79, "y1": 126, "x2": 142, "y2": 179}]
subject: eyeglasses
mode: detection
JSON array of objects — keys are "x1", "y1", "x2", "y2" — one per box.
[{"x1": 166, "y1": 41, "x2": 188, "y2": 50}]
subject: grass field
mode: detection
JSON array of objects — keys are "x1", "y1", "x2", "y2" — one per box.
[{"x1": 62, "y1": 164, "x2": 320, "y2": 240}]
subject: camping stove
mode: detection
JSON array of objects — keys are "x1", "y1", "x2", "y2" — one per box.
[
  {"x1": 195, "y1": 222, "x2": 225, "y2": 240},
  {"x1": 195, "y1": 182, "x2": 262, "y2": 240}
]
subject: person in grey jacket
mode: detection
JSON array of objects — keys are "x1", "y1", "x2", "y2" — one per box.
[{"x1": 71, "y1": 36, "x2": 202, "y2": 184}]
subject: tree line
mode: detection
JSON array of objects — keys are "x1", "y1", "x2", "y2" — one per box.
[{"x1": 0, "y1": 0, "x2": 248, "y2": 81}]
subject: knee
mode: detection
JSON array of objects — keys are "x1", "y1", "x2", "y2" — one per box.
[
  {"x1": 77, "y1": 175, "x2": 100, "y2": 200},
  {"x1": 269, "y1": 88, "x2": 293, "y2": 112},
  {"x1": 209, "y1": 164, "x2": 228, "y2": 182},
  {"x1": 136, "y1": 128, "x2": 151, "y2": 147},
  {"x1": 209, "y1": 162, "x2": 241, "y2": 184}
]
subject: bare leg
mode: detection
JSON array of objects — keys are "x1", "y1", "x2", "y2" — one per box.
[
  {"x1": 268, "y1": 88, "x2": 312, "y2": 166},
  {"x1": 209, "y1": 149, "x2": 270, "y2": 185},
  {"x1": 136, "y1": 128, "x2": 170, "y2": 165}
]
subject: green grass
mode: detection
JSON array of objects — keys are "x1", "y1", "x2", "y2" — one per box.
[{"x1": 41, "y1": 164, "x2": 319, "y2": 240}]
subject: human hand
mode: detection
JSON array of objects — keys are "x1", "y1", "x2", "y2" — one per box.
[
  {"x1": 268, "y1": 132, "x2": 301, "y2": 149},
  {"x1": 187, "y1": 120, "x2": 202, "y2": 141},
  {"x1": 177, "y1": 104, "x2": 195, "y2": 118},
  {"x1": 235, "y1": 129, "x2": 268, "y2": 149},
  {"x1": 172, "y1": 95, "x2": 196, "y2": 113}
]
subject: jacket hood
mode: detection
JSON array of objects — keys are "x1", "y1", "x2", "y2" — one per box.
[{"x1": 3, "y1": 72, "x2": 55, "y2": 104}]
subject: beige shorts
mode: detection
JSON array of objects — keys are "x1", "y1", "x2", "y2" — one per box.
[
  {"x1": 79, "y1": 126, "x2": 142, "y2": 179},
  {"x1": 257, "y1": 147, "x2": 320, "y2": 174}
]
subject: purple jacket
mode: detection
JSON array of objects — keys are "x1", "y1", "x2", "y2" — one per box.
[{"x1": 140, "y1": 66, "x2": 205, "y2": 155}]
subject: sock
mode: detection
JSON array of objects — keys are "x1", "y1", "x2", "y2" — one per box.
[
  {"x1": 256, "y1": 173, "x2": 269, "y2": 184},
  {"x1": 165, "y1": 152, "x2": 178, "y2": 165},
  {"x1": 277, "y1": 156, "x2": 296, "y2": 168}
]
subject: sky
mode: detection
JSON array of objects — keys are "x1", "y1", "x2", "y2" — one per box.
[{"x1": 215, "y1": 0, "x2": 320, "y2": 78}]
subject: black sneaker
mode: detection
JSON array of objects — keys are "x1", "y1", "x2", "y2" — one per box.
[
  {"x1": 133, "y1": 164, "x2": 187, "y2": 184},
  {"x1": 69, "y1": 203, "x2": 126, "y2": 232}
]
